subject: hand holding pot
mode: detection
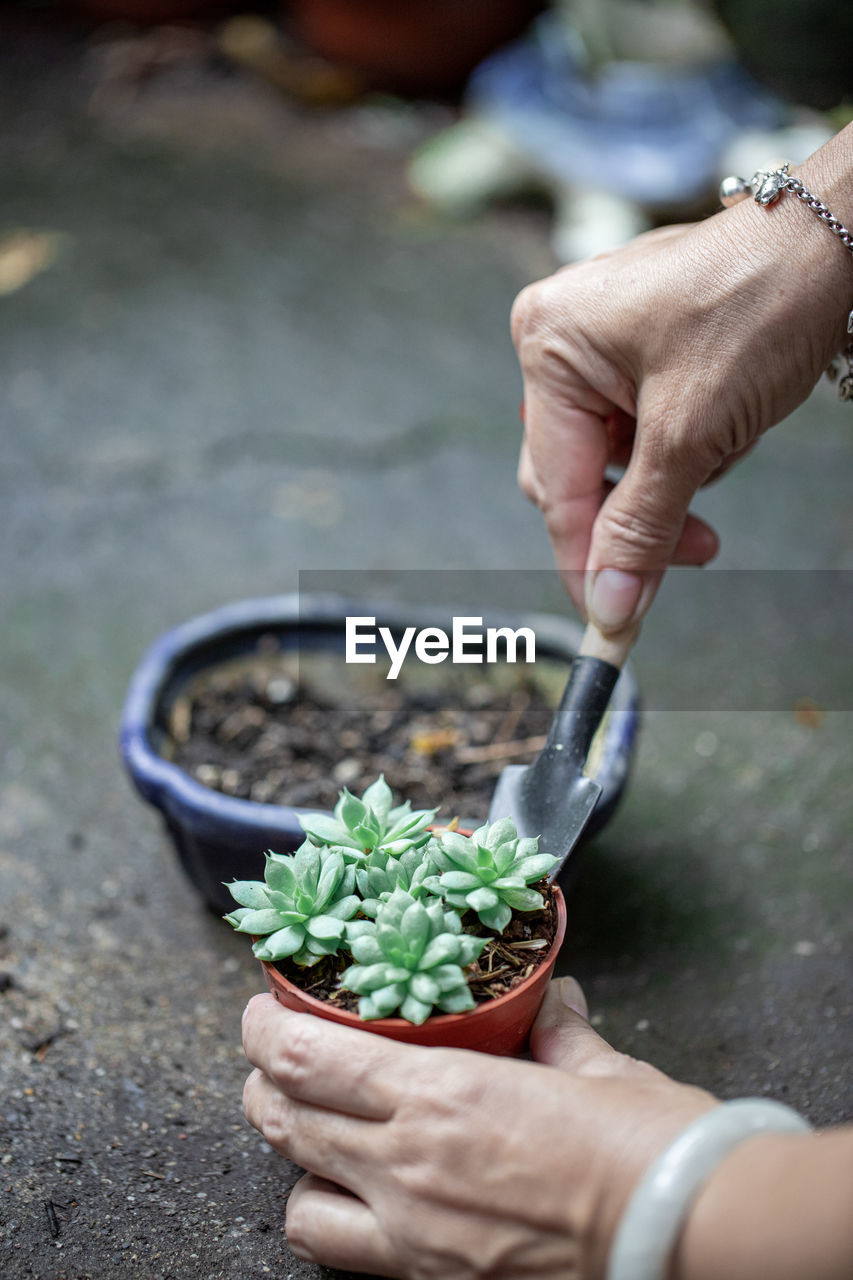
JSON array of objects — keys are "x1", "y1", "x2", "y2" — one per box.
[
  {"x1": 512, "y1": 125, "x2": 853, "y2": 633},
  {"x1": 241, "y1": 979, "x2": 713, "y2": 1278}
]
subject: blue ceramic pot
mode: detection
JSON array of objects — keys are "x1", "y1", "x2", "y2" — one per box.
[{"x1": 120, "y1": 594, "x2": 640, "y2": 913}]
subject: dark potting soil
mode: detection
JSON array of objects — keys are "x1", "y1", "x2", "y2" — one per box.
[
  {"x1": 270, "y1": 880, "x2": 559, "y2": 1013},
  {"x1": 167, "y1": 664, "x2": 559, "y2": 822}
]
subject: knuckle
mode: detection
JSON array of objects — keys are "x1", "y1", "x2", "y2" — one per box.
[
  {"x1": 510, "y1": 281, "x2": 543, "y2": 345},
  {"x1": 415, "y1": 1053, "x2": 481, "y2": 1114},
  {"x1": 284, "y1": 1196, "x2": 316, "y2": 1260},
  {"x1": 394, "y1": 1154, "x2": 436, "y2": 1201},
  {"x1": 540, "y1": 494, "x2": 580, "y2": 544},
  {"x1": 518, "y1": 334, "x2": 572, "y2": 386},
  {"x1": 450, "y1": 1071, "x2": 487, "y2": 1114},
  {"x1": 517, "y1": 459, "x2": 540, "y2": 506},
  {"x1": 477, "y1": 1235, "x2": 523, "y2": 1278},
  {"x1": 268, "y1": 1017, "x2": 317, "y2": 1093},
  {"x1": 510, "y1": 282, "x2": 568, "y2": 368},
  {"x1": 241, "y1": 1072, "x2": 258, "y2": 1125},
  {"x1": 386, "y1": 1118, "x2": 448, "y2": 1199},
  {"x1": 260, "y1": 1095, "x2": 292, "y2": 1151},
  {"x1": 635, "y1": 410, "x2": 705, "y2": 475},
  {"x1": 597, "y1": 502, "x2": 673, "y2": 558},
  {"x1": 389, "y1": 1075, "x2": 471, "y2": 1200},
  {"x1": 610, "y1": 1052, "x2": 663, "y2": 1081},
  {"x1": 576, "y1": 1049, "x2": 653, "y2": 1080}
]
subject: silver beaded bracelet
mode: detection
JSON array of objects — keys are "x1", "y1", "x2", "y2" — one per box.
[
  {"x1": 719, "y1": 163, "x2": 853, "y2": 401},
  {"x1": 606, "y1": 1098, "x2": 813, "y2": 1280}
]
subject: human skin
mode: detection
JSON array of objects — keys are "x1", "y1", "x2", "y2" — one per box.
[
  {"x1": 511, "y1": 124, "x2": 853, "y2": 635},
  {"x1": 241, "y1": 982, "x2": 853, "y2": 1279},
  {"x1": 242, "y1": 979, "x2": 714, "y2": 1279}
]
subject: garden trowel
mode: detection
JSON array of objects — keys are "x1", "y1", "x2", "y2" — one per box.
[{"x1": 488, "y1": 622, "x2": 637, "y2": 881}]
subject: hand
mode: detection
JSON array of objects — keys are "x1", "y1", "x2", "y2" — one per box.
[
  {"x1": 241, "y1": 979, "x2": 714, "y2": 1279},
  {"x1": 512, "y1": 175, "x2": 851, "y2": 632}
]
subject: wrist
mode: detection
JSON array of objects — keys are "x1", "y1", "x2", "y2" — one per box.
[
  {"x1": 795, "y1": 123, "x2": 853, "y2": 240},
  {"x1": 669, "y1": 1127, "x2": 853, "y2": 1280},
  {"x1": 719, "y1": 125, "x2": 853, "y2": 365},
  {"x1": 604, "y1": 1100, "x2": 812, "y2": 1280},
  {"x1": 580, "y1": 1091, "x2": 718, "y2": 1280},
  {"x1": 666, "y1": 1132, "x2": 799, "y2": 1280}
]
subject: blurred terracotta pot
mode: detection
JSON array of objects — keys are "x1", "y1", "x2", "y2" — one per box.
[
  {"x1": 286, "y1": 0, "x2": 544, "y2": 95},
  {"x1": 68, "y1": 0, "x2": 232, "y2": 22}
]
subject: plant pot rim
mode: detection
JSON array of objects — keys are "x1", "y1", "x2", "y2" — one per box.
[
  {"x1": 260, "y1": 879, "x2": 567, "y2": 1040},
  {"x1": 120, "y1": 592, "x2": 640, "y2": 850}
]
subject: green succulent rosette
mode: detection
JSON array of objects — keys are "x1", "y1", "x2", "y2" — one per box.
[
  {"x1": 424, "y1": 818, "x2": 558, "y2": 932},
  {"x1": 298, "y1": 775, "x2": 437, "y2": 862},
  {"x1": 341, "y1": 888, "x2": 486, "y2": 1025},
  {"x1": 225, "y1": 841, "x2": 360, "y2": 965},
  {"x1": 354, "y1": 845, "x2": 437, "y2": 917}
]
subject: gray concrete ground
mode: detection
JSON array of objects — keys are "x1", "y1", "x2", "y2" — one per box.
[{"x1": 1, "y1": 17, "x2": 851, "y2": 1280}]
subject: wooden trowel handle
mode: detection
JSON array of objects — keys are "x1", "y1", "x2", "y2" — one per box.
[
  {"x1": 578, "y1": 621, "x2": 639, "y2": 670},
  {"x1": 541, "y1": 622, "x2": 638, "y2": 771}
]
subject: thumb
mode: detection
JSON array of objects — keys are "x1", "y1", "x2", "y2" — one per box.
[
  {"x1": 530, "y1": 977, "x2": 622, "y2": 1073},
  {"x1": 585, "y1": 419, "x2": 718, "y2": 632}
]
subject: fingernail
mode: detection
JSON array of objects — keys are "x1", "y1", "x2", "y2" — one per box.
[
  {"x1": 559, "y1": 976, "x2": 588, "y2": 1018},
  {"x1": 587, "y1": 569, "x2": 643, "y2": 632}
]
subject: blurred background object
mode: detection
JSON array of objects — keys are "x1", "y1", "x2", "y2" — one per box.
[
  {"x1": 285, "y1": 0, "x2": 547, "y2": 97},
  {"x1": 712, "y1": 0, "x2": 853, "y2": 113},
  {"x1": 408, "y1": 0, "x2": 842, "y2": 260},
  {"x1": 64, "y1": 0, "x2": 233, "y2": 23},
  {"x1": 55, "y1": 0, "x2": 546, "y2": 96},
  {"x1": 217, "y1": 14, "x2": 366, "y2": 106}
]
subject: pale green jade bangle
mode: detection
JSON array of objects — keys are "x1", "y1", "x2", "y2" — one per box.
[{"x1": 606, "y1": 1098, "x2": 813, "y2": 1280}]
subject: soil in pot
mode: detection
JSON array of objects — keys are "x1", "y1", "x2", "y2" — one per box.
[
  {"x1": 164, "y1": 650, "x2": 568, "y2": 822},
  {"x1": 270, "y1": 878, "x2": 559, "y2": 1016}
]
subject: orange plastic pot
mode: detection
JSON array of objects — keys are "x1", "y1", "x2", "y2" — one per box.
[{"x1": 259, "y1": 882, "x2": 565, "y2": 1056}]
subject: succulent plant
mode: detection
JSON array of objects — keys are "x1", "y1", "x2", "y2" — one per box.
[
  {"x1": 225, "y1": 780, "x2": 561, "y2": 1025},
  {"x1": 424, "y1": 818, "x2": 558, "y2": 932},
  {"x1": 299, "y1": 775, "x2": 436, "y2": 862},
  {"x1": 355, "y1": 845, "x2": 436, "y2": 917},
  {"x1": 341, "y1": 888, "x2": 486, "y2": 1024},
  {"x1": 225, "y1": 841, "x2": 360, "y2": 965}
]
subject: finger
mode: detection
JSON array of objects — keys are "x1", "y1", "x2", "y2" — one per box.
[
  {"x1": 520, "y1": 407, "x2": 633, "y2": 502},
  {"x1": 243, "y1": 1067, "x2": 380, "y2": 1187},
  {"x1": 592, "y1": 477, "x2": 718, "y2": 567},
  {"x1": 559, "y1": 514, "x2": 716, "y2": 617},
  {"x1": 512, "y1": 271, "x2": 627, "y2": 617},
  {"x1": 585, "y1": 408, "x2": 718, "y2": 630},
  {"x1": 526, "y1": 393, "x2": 612, "y2": 570},
  {"x1": 671, "y1": 512, "x2": 719, "y2": 565},
  {"x1": 521, "y1": 389, "x2": 613, "y2": 616},
  {"x1": 530, "y1": 977, "x2": 623, "y2": 1074},
  {"x1": 287, "y1": 1173, "x2": 398, "y2": 1276},
  {"x1": 242, "y1": 994, "x2": 402, "y2": 1119}
]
